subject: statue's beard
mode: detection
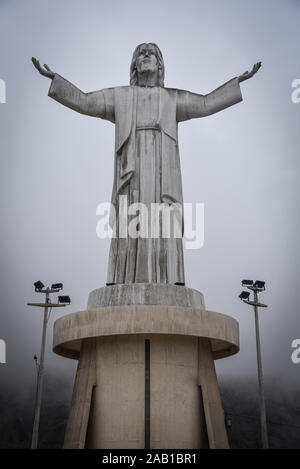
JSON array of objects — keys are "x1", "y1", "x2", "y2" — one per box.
[
  {"x1": 139, "y1": 63, "x2": 157, "y2": 73},
  {"x1": 137, "y1": 67, "x2": 159, "y2": 87}
]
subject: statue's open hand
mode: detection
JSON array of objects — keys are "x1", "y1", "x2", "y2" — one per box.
[
  {"x1": 32, "y1": 57, "x2": 55, "y2": 79},
  {"x1": 238, "y1": 62, "x2": 262, "y2": 83}
]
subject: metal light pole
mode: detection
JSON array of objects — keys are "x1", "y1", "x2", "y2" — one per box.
[
  {"x1": 28, "y1": 281, "x2": 70, "y2": 449},
  {"x1": 239, "y1": 279, "x2": 269, "y2": 449}
]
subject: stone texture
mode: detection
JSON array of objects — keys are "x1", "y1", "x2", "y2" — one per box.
[
  {"x1": 63, "y1": 339, "x2": 96, "y2": 449},
  {"x1": 84, "y1": 334, "x2": 207, "y2": 449},
  {"x1": 198, "y1": 338, "x2": 229, "y2": 448},
  {"x1": 87, "y1": 283, "x2": 205, "y2": 309}
]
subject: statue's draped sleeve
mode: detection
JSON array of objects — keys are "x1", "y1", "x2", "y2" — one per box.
[
  {"x1": 48, "y1": 73, "x2": 115, "y2": 123},
  {"x1": 176, "y1": 77, "x2": 242, "y2": 122}
]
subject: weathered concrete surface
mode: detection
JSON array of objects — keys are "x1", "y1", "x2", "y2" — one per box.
[
  {"x1": 87, "y1": 283, "x2": 205, "y2": 309},
  {"x1": 53, "y1": 285, "x2": 239, "y2": 449},
  {"x1": 63, "y1": 339, "x2": 96, "y2": 449},
  {"x1": 53, "y1": 305, "x2": 239, "y2": 361},
  {"x1": 84, "y1": 334, "x2": 208, "y2": 449},
  {"x1": 62, "y1": 333, "x2": 231, "y2": 449},
  {"x1": 198, "y1": 338, "x2": 229, "y2": 449},
  {"x1": 85, "y1": 335, "x2": 146, "y2": 449},
  {"x1": 149, "y1": 334, "x2": 208, "y2": 449}
]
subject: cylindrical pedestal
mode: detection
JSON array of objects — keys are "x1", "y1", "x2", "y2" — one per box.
[
  {"x1": 53, "y1": 284, "x2": 239, "y2": 449},
  {"x1": 85, "y1": 334, "x2": 208, "y2": 449}
]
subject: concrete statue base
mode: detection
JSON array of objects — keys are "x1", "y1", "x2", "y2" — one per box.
[{"x1": 53, "y1": 284, "x2": 239, "y2": 449}]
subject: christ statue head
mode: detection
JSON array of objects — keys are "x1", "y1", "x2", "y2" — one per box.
[{"x1": 130, "y1": 43, "x2": 165, "y2": 87}]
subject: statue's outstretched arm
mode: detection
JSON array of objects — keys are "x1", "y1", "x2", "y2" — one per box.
[
  {"x1": 176, "y1": 77, "x2": 242, "y2": 121},
  {"x1": 32, "y1": 57, "x2": 114, "y2": 121},
  {"x1": 176, "y1": 62, "x2": 262, "y2": 122}
]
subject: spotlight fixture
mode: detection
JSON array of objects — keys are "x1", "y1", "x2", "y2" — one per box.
[
  {"x1": 239, "y1": 291, "x2": 250, "y2": 300},
  {"x1": 241, "y1": 279, "x2": 253, "y2": 286},
  {"x1": 254, "y1": 280, "x2": 265, "y2": 290},
  {"x1": 58, "y1": 295, "x2": 71, "y2": 304},
  {"x1": 51, "y1": 283, "x2": 63, "y2": 290},
  {"x1": 34, "y1": 280, "x2": 44, "y2": 291}
]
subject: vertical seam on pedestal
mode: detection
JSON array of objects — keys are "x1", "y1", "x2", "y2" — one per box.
[{"x1": 145, "y1": 339, "x2": 151, "y2": 449}]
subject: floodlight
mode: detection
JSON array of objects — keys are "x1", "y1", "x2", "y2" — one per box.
[
  {"x1": 58, "y1": 295, "x2": 71, "y2": 304},
  {"x1": 242, "y1": 279, "x2": 253, "y2": 286},
  {"x1": 239, "y1": 291, "x2": 250, "y2": 300},
  {"x1": 51, "y1": 283, "x2": 63, "y2": 290},
  {"x1": 34, "y1": 281, "x2": 44, "y2": 291}
]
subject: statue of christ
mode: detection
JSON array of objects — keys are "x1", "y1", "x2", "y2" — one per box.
[{"x1": 32, "y1": 43, "x2": 261, "y2": 285}]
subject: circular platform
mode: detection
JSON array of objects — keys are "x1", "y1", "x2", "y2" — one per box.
[
  {"x1": 53, "y1": 307, "x2": 239, "y2": 361},
  {"x1": 54, "y1": 284, "x2": 239, "y2": 361}
]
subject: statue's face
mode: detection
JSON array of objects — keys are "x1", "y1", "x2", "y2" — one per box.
[{"x1": 136, "y1": 44, "x2": 158, "y2": 74}]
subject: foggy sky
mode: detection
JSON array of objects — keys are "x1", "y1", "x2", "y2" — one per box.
[{"x1": 0, "y1": 0, "x2": 299, "y2": 400}]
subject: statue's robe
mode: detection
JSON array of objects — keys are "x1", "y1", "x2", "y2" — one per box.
[{"x1": 48, "y1": 75, "x2": 242, "y2": 284}]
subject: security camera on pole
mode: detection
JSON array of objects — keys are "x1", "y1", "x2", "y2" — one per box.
[
  {"x1": 28, "y1": 281, "x2": 71, "y2": 449},
  {"x1": 239, "y1": 279, "x2": 269, "y2": 449}
]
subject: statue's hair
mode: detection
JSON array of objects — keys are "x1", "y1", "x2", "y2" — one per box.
[{"x1": 130, "y1": 43, "x2": 165, "y2": 87}]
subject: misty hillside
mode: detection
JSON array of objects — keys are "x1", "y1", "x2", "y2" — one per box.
[{"x1": 0, "y1": 376, "x2": 299, "y2": 449}]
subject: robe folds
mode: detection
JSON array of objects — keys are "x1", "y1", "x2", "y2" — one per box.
[{"x1": 48, "y1": 74, "x2": 242, "y2": 284}]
